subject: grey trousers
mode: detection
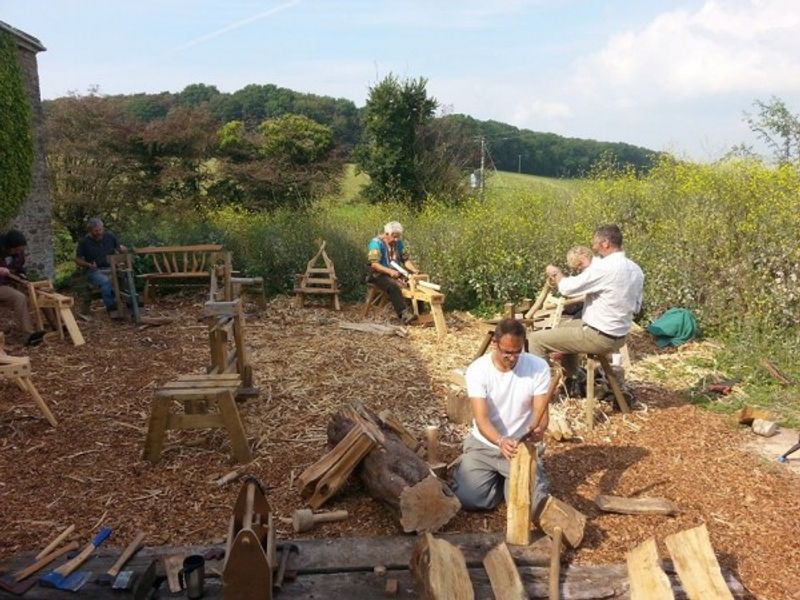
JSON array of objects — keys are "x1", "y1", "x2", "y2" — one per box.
[
  {"x1": 452, "y1": 434, "x2": 550, "y2": 513},
  {"x1": 527, "y1": 318, "x2": 625, "y2": 377}
]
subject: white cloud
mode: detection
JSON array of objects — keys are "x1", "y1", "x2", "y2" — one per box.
[
  {"x1": 572, "y1": 0, "x2": 800, "y2": 102},
  {"x1": 512, "y1": 99, "x2": 573, "y2": 122}
]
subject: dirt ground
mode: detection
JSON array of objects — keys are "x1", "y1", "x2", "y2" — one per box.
[{"x1": 1, "y1": 295, "x2": 799, "y2": 599}]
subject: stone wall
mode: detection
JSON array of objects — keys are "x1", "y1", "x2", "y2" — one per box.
[{"x1": 3, "y1": 23, "x2": 53, "y2": 278}]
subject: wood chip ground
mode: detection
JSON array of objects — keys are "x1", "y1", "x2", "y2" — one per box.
[{"x1": 0, "y1": 296, "x2": 798, "y2": 599}]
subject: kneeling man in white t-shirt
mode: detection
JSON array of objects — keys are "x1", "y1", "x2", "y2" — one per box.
[{"x1": 452, "y1": 318, "x2": 551, "y2": 512}]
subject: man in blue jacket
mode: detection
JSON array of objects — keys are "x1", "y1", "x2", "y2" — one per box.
[{"x1": 367, "y1": 221, "x2": 419, "y2": 325}]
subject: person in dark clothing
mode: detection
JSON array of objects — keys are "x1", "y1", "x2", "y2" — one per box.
[
  {"x1": 366, "y1": 221, "x2": 419, "y2": 324},
  {"x1": 0, "y1": 230, "x2": 45, "y2": 346},
  {"x1": 75, "y1": 218, "x2": 127, "y2": 314}
]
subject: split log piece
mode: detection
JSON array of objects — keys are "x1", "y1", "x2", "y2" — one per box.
[
  {"x1": 445, "y1": 388, "x2": 472, "y2": 425},
  {"x1": 507, "y1": 442, "x2": 536, "y2": 546},
  {"x1": 410, "y1": 532, "x2": 474, "y2": 600},
  {"x1": 538, "y1": 496, "x2": 586, "y2": 549},
  {"x1": 626, "y1": 537, "x2": 674, "y2": 600},
  {"x1": 737, "y1": 405, "x2": 774, "y2": 425},
  {"x1": 482, "y1": 542, "x2": 526, "y2": 600},
  {"x1": 595, "y1": 495, "x2": 679, "y2": 516},
  {"x1": 293, "y1": 508, "x2": 349, "y2": 533},
  {"x1": 378, "y1": 409, "x2": 420, "y2": 451},
  {"x1": 328, "y1": 407, "x2": 460, "y2": 533},
  {"x1": 425, "y1": 426, "x2": 440, "y2": 464},
  {"x1": 664, "y1": 523, "x2": 733, "y2": 600},
  {"x1": 752, "y1": 419, "x2": 778, "y2": 437},
  {"x1": 385, "y1": 577, "x2": 399, "y2": 597}
]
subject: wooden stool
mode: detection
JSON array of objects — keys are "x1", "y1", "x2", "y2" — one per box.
[
  {"x1": 0, "y1": 341, "x2": 57, "y2": 427},
  {"x1": 585, "y1": 353, "x2": 630, "y2": 430},
  {"x1": 143, "y1": 374, "x2": 252, "y2": 464},
  {"x1": 231, "y1": 277, "x2": 266, "y2": 309}
]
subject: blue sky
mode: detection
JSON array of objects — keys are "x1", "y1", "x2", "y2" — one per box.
[{"x1": 4, "y1": 0, "x2": 800, "y2": 160}]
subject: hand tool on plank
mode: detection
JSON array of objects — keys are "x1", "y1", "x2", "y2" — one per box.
[
  {"x1": 0, "y1": 542, "x2": 79, "y2": 595},
  {"x1": 39, "y1": 527, "x2": 112, "y2": 591},
  {"x1": 34, "y1": 524, "x2": 75, "y2": 561},
  {"x1": 96, "y1": 531, "x2": 146, "y2": 586}
]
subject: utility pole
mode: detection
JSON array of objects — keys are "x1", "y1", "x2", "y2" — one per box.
[
  {"x1": 480, "y1": 136, "x2": 485, "y2": 199},
  {"x1": 518, "y1": 154, "x2": 522, "y2": 173}
]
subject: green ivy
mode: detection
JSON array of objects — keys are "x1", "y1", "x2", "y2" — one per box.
[{"x1": 0, "y1": 31, "x2": 34, "y2": 226}]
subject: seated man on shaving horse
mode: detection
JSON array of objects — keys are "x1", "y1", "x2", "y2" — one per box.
[
  {"x1": 366, "y1": 221, "x2": 420, "y2": 325},
  {"x1": 528, "y1": 224, "x2": 643, "y2": 385}
]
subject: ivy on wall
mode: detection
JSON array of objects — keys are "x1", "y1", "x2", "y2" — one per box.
[{"x1": 0, "y1": 31, "x2": 34, "y2": 226}]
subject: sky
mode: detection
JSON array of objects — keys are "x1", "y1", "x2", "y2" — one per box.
[{"x1": 3, "y1": 0, "x2": 800, "y2": 161}]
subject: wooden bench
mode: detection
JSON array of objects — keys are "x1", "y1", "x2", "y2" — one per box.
[{"x1": 134, "y1": 245, "x2": 231, "y2": 304}]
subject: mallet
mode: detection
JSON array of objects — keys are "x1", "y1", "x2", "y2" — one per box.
[{"x1": 292, "y1": 509, "x2": 348, "y2": 533}]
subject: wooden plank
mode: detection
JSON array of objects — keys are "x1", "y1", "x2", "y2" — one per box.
[
  {"x1": 664, "y1": 524, "x2": 733, "y2": 600},
  {"x1": 507, "y1": 442, "x2": 535, "y2": 545},
  {"x1": 156, "y1": 388, "x2": 237, "y2": 400},
  {"x1": 58, "y1": 308, "x2": 85, "y2": 346},
  {"x1": 162, "y1": 380, "x2": 240, "y2": 390},
  {"x1": 595, "y1": 495, "x2": 680, "y2": 516},
  {"x1": 176, "y1": 373, "x2": 241, "y2": 381},
  {"x1": 137, "y1": 272, "x2": 211, "y2": 279},
  {"x1": 626, "y1": 538, "x2": 674, "y2": 600},
  {"x1": 483, "y1": 542, "x2": 526, "y2": 600}
]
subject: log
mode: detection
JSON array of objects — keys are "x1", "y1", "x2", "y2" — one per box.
[
  {"x1": 410, "y1": 533, "x2": 474, "y2": 600},
  {"x1": 483, "y1": 542, "x2": 526, "y2": 600},
  {"x1": 737, "y1": 405, "x2": 774, "y2": 425},
  {"x1": 328, "y1": 408, "x2": 460, "y2": 533},
  {"x1": 626, "y1": 538, "x2": 674, "y2": 600},
  {"x1": 538, "y1": 497, "x2": 585, "y2": 549},
  {"x1": 664, "y1": 523, "x2": 733, "y2": 600},
  {"x1": 752, "y1": 419, "x2": 778, "y2": 437},
  {"x1": 595, "y1": 495, "x2": 680, "y2": 516},
  {"x1": 507, "y1": 442, "x2": 536, "y2": 546}
]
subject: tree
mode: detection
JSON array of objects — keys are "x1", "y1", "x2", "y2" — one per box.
[
  {"x1": 746, "y1": 97, "x2": 800, "y2": 164},
  {"x1": 354, "y1": 75, "x2": 438, "y2": 208},
  {"x1": 0, "y1": 32, "x2": 33, "y2": 225},
  {"x1": 216, "y1": 114, "x2": 343, "y2": 210}
]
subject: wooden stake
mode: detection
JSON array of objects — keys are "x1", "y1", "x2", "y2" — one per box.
[
  {"x1": 549, "y1": 527, "x2": 562, "y2": 600},
  {"x1": 626, "y1": 538, "x2": 674, "y2": 600},
  {"x1": 506, "y1": 442, "x2": 535, "y2": 546},
  {"x1": 483, "y1": 542, "x2": 526, "y2": 600}
]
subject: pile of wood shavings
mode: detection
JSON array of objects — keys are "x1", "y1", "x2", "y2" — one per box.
[{"x1": 0, "y1": 296, "x2": 797, "y2": 599}]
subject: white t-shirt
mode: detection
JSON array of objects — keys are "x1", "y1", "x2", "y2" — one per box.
[
  {"x1": 466, "y1": 353, "x2": 551, "y2": 448},
  {"x1": 558, "y1": 250, "x2": 644, "y2": 337}
]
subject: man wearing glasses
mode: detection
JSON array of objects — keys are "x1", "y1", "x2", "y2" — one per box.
[
  {"x1": 366, "y1": 221, "x2": 419, "y2": 325},
  {"x1": 452, "y1": 318, "x2": 551, "y2": 513}
]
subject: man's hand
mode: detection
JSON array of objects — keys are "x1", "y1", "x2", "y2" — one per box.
[
  {"x1": 0, "y1": 267, "x2": 9, "y2": 277},
  {"x1": 527, "y1": 413, "x2": 549, "y2": 442},
  {"x1": 119, "y1": 244, "x2": 129, "y2": 253},
  {"x1": 498, "y1": 436, "x2": 518, "y2": 460}
]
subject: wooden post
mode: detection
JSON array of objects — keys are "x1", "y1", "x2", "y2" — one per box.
[
  {"x1": 425, "y1": 426, "x2": 440, "y2": 464},
  {"x1": 549, "y1": 526, "x2": 562, "y2": 600},
  {"x1": 506, "y1": 442, "x2": 535, "y2": 545}
]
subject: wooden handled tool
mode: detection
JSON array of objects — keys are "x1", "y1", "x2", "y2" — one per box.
[
  {"x1": 107, "y1": 532, "x2": 146, "y2": 577},
  {"x1": 292, "y1": 509, "x2": 348, "y2": 533},
  {"x1": 35, "y1": 524, "x2": 75, "y2": 561},
  {"x1": 549, "y1": 526, "x2": 562, "y2": 600},
  {"x1": 14, "y1": 541, "x2": 79, "y2": 582},
  {"x1": 54, "y1": 528, "x2": 112, "y2": 577}
]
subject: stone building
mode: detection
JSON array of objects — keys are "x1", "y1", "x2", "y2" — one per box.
[{"x1": 1, "y1": 20, "x2": 53, "y2": 278}]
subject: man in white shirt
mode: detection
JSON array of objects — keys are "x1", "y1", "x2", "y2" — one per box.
[
  {"x1": 528, "y1": 224, "x2": 644, "y2": 378},
  {"x1": 452, "y1": 318, "x2": 551, "y2": 512}
]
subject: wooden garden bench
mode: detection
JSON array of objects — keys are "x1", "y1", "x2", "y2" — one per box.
[{"x1": 134, "y1": 244, "x2": 231, "y2": 303}]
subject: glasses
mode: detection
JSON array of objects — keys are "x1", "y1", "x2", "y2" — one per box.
[{"x1": 496, "y1": 345, "x2": 523, "y2": 357}]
